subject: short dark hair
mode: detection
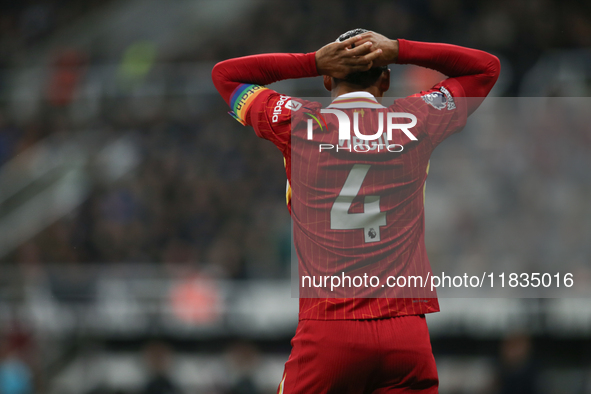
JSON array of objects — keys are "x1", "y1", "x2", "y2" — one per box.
[{"x1": 335, "y1": 28, "x2": 388, "y2": 88}]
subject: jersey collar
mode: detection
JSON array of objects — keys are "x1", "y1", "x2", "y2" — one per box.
[{"x1": 327, "y1": 91, "x2": 386, "y2": 109}]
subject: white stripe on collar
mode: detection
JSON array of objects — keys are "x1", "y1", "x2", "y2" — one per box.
[{"x1": 327, "y1": 91, "x2": 386, "y2": 109}]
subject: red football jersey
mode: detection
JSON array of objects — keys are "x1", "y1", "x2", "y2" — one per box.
[{"x1": 234, "y1": 80, "x2": 467, "y2": 320}]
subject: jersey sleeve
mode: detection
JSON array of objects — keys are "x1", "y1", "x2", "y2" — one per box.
[
  {"x1": 392, "y1": 77, "x2": 468, "y2": 149},
  {"x1": 228, "y1": 83, "x2": 303, "y2": 153}
]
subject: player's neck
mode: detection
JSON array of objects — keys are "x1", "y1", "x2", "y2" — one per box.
[{"x1": 331, "y1": 84, "x2": 383, "y2": 99}]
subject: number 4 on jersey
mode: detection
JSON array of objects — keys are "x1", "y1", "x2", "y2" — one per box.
[{"x1": 330, "y1": 164, "x2": 386, "y2": 243}]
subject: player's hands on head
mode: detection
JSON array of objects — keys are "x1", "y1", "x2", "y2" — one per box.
[
  {"x1": 315, "y1": 34, "x2": 383, "y2": 79},
  {"x1": 353, "y1": 31, "x2": 399, "y2": 67}
]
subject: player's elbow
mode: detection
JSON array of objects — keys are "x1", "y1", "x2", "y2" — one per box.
[
  {"x1": 476, "y1": 54, "x2": 501, "y2": 95},
  {"x1": 486, "y1": 54, "x2": 501, "y2": 84},
  {"x1": 211, "y1": 60, "x2": 233, "y2": 98},
  {"x1": 211, "y1": 61, "x2": 226, "y2": 85}
]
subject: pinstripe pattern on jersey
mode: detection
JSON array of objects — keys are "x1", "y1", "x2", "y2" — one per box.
[{"x1": 248, "y1": 87, "x2": 467, "y2": 320}]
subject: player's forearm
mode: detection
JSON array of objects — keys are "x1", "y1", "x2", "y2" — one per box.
[
  {"x1": 211, "y1": 53, "x2": 318, "y2": 105},
  {"x1": 396, "y1": 39, "x2": 500, "y2": 97},
  {"x1": 396, "y1": 39, "x2": 499, "y2": 80}
]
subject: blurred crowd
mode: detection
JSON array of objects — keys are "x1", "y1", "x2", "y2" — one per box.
[
  {"x1": 1, "y1": 102, "x2": 292, "y2": 279},
  {"x1": 0, "y1": 1, "x2": 113, "y2": 66},
  {"x1": 0, "y1": 0, "x2": 589, "y2": 280},
  {"x1": 0, "y1": 322, "x2": 546, "y2": 394},
  {"x1": 0, "y1": 327, "x2": 267, "y2": 394},
  {"x1": 0, "y1": 1, "x2": 589, "y2": 393},
  {"x1": 0, "y1": 0, "x2": 588, "y2": 283},
  {"x1": 194, "y1": 0, "x2": 591, "y2": 95}
]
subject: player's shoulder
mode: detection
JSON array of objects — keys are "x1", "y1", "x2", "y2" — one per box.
[{"x1": 264, "y1": 92, "x2": 321, "y2": 126}]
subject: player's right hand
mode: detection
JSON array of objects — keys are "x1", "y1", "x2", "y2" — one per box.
[{"x1": 315, "y1": 35, "x2": 383, "y2": 79}]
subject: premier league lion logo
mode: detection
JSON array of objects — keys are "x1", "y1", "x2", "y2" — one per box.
[{"x1": 421, "y1": 91, "x2": 448, "y2": 110}]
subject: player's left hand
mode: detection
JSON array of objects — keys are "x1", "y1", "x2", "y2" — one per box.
[
  {"x1": 353, "y1": 31, "x2": 399, "y2": 67},
  {"x1": 315, "y1": 35, "x2": 383, "y2": 79}
]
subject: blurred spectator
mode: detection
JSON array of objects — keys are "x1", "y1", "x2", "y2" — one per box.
[
  {"x1": 140, "y1": 341, "x2": 183, "y2": 394},
  {"x1": 46, "y1": 49, "x2": 88, "y2": 107},
  {"x1": 48, "y1": 261, "x2": 98, "y2": 304},
  {"x1": 169, "y1": 271, "x2": 222, "y2": 325},
  {"x1": 496, "y1": 333, "x2": 540, "y2": 394},
  {"x1": 223, "y1": 341, "x2": 261, "y2": 394},
  {"x1": 117, "y1": 41, "x2": 157, "y2": 91},
  {"x1": 0, "y1": 332, "x2": 33, "y2": 394},
  {"x1": 0, "y1": 112, "x2": 20, "y2": 166}
]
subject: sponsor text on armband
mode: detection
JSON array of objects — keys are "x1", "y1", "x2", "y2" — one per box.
[{"x1": 228, "y1": 84, "x2": 269, "y2": 125}]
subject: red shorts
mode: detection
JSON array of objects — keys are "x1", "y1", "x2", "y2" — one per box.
[{"x1": 277, "y1": 315, "x2": 438, "y2": 394}]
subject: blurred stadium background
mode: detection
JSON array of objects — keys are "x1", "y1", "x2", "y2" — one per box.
[{"x1": 0, "y1": 0, "x2": 590, "y2": 393}]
